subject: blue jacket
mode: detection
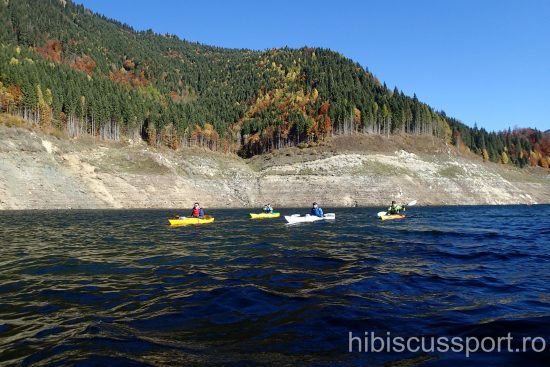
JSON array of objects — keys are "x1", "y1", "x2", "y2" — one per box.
[{"x1": 311, "y1": 207, "x2": 324, "y2": 217}]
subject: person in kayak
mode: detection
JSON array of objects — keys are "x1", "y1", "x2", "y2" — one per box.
[
  {"x1": 387, "y1": 200, "x2": 405, "y2": 215},
  {"x1": 310, "y1": 202, "x2": 324, "y2": 217},
  {"x1": 262, "y1": 203, "x2": 274, "y2": 214},
  {"x1": 191, "y1": 202, "x2": 205, "y2": 218}
]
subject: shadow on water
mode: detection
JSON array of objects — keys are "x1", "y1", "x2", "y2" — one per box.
[{"x1": 0, "y1": 206, "x2": 549, "y2": 366}]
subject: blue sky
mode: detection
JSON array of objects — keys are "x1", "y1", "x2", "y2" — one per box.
[{"x1": 74, "y1": 0, "x2": 550, "y2": 131}]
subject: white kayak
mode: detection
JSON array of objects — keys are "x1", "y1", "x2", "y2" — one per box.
[{"x1": 284, "y1": 213, "x2": 336, "y2": 224}]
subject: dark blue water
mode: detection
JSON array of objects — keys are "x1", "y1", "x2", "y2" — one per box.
[{"x1": 0, "y1": 206, "x2": 549, "y2": 366}]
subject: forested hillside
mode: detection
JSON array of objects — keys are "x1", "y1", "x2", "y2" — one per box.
[{"x1": 0, "y1": 0, "x2": 548, "y2": 167}]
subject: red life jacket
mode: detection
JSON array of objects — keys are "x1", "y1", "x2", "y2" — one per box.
[{"x1": 191, "y1": 207, "x2": 201, "y2": 217}]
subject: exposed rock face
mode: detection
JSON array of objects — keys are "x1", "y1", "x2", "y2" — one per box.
[{"x1": 1, "y1": 125, "x2": 548, "y2": 210}]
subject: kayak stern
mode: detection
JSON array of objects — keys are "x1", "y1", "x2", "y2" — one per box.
[
  {"x1": 249, "y1": 212, "x2": 281, "y2": 219},
  {"x1": 169, "y1": 215, "x2": 215, "y2": 225},
  {"x1": 379, "y1": 214, "x2": 406, "y2": 221}
]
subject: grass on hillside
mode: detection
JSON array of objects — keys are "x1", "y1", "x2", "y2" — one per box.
[{"x1": 0, "y1": 113, "x2": 28, "y2": 128}]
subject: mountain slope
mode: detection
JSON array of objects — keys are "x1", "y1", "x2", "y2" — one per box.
[{"x1": 0, "y1": 0, "x2": 548, "y2": 167}]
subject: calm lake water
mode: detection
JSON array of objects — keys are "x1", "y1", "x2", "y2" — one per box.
[{"x1": 0, "y1": 206, "x2": 549, "y2": 366}]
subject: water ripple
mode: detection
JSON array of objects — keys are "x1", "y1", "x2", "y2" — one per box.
[{"x1": 0, "y1": 206, "x2": 549, "y2": 366}]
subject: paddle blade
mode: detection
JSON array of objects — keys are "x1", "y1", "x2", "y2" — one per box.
[
  {"x1": 377, "y1": 211, "x2": 387, "y2": 217},
  {"x1": 324, "y1": 213, "x2": 336, "y2": 219},
  {"x1": 407, "y1": 200, "x2": 417, "y2": 207}
]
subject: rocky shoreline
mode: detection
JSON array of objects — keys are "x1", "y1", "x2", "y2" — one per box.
[{"x1": 1, "y1": 124, "x2": 549, "y2": 210}]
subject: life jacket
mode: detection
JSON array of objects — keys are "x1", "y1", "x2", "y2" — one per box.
[
  {"x1": 388, "y1": 204, "x2": 403, "y2": 214},
  {"x1": 311, "y1": 207, "x2": 323, "y2": 217},
  {"x1": 191, "y1": 207, "x2": 201, "y2": 217}
]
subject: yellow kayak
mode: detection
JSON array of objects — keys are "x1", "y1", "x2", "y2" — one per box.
[
  {"x1": 379, "y1": 214, "x2": 406, "y2": 221},
  {"x1": 249, "y1": 212, "x2": 281, "y2": 219},
  {"x1": 168, "y1": 215, "x2": 215, "y2": 226}
]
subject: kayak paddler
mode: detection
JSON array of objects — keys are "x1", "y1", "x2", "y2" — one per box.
[
  {"x1": 262, "y1": 203, "x2": 274, "y2": 214},
  {"x1": 387, "y1": 200, "x2": 405, "y2": 215},
  {"x1": 191, "y1": 202, "x2": 205, "y2": 218},
  {"x1": 311, "y1": 202, "x2": 324, "y2": 217}
]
